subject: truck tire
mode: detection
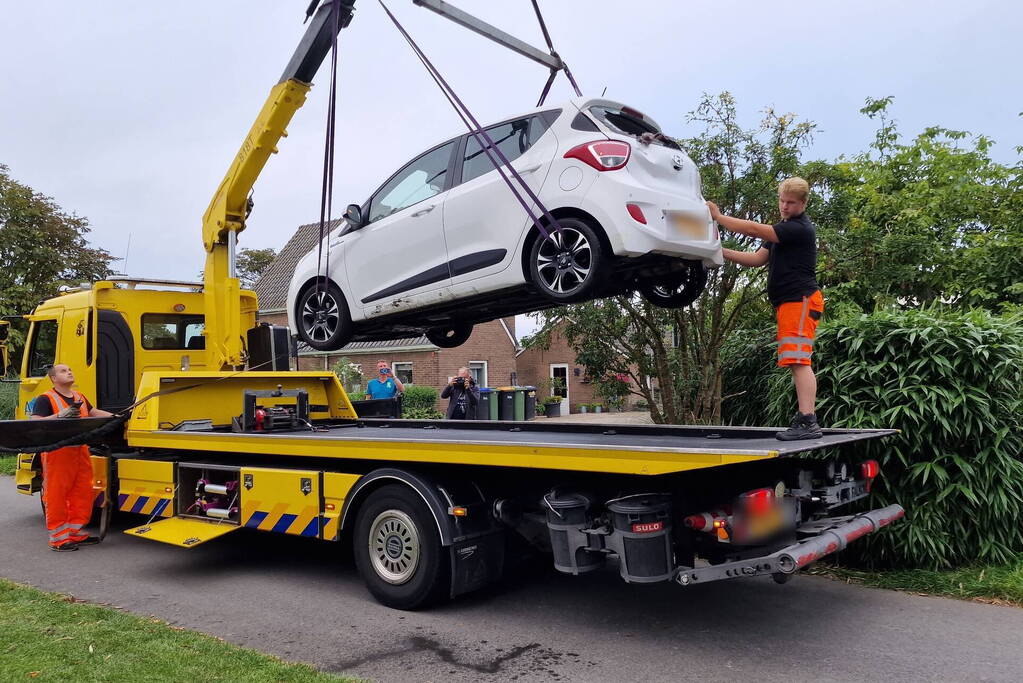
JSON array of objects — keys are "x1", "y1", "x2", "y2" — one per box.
[{"x1": 353, "y1": 484, "x2": 449, "y2": 610}]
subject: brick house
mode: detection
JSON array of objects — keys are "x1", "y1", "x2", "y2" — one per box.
[
  {"x1": 516, "y1": 323, "x2": 596, "y2": 414},
  {"x1": 253, "y1": 222, "x2": 520, "y2": 411}
]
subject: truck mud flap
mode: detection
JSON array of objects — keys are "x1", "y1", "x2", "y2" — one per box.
[
  {"x1": 675, "y1": 504, "x2": 905, "y2": 587},
  {"x1": 125, "y1": 517, "x2": 239, "y2": 548}
]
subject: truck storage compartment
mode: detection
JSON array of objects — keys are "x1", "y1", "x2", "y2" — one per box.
[
  {"x1": 178, "y1": 463, "x2": 241, "y2": 523},
  {"x1": 604, "y1": 494, "x2": 674, "y2": 583},
  {"x1": 544, "y1": 491, "x2": 605, "y2": 574}
]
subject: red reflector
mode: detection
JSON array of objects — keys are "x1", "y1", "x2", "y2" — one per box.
[
  {"x1": 683, "y1": 514, "x2": 706, "y2": 530},
  {"x1": 861, "y1": 460, "x2": 880, "y2": 479},
  {"x1": 626, "y1": 203, "x2": 647, "y2": 224},
  {"x1": 564, "y1": 140, "x2": 631, "y2": 171},
  {"x1": 631, "y1": 521, "x2": 663, "y2": 534}
]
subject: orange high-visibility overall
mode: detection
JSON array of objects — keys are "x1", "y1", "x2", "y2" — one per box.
[{"x1": 40, "y1": 390, "x2": 94, "y2": 548}]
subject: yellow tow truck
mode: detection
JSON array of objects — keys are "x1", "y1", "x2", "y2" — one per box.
[{"x1": 0, "y1": 1, "x2": 902, "y2": 609}]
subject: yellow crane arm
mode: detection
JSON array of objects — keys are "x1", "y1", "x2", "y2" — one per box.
[{"x1": 201, "y1": 1, "x2": 355, "y2": 369}]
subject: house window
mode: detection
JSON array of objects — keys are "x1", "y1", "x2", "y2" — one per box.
[
  {"x1": 392, "y1": 361, "x2": 413, "y2": 385},
  {"x1": 468, "y1": 361, "x2": 488, "y2": 388}
]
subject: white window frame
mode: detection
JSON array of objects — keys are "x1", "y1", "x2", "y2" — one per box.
[
  {"x1": 468, "y1": 360, "x2": 488, "y2": 388},
  {"x1": 392, "y1": 361, "x2": 413, "y2": 385}
]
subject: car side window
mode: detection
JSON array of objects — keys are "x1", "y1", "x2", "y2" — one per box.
[
  {"x1": 461, "y1": 116, "x2": 546, "y2": 185},
  {"x1": 366, "y1": 141, "x2": 456, "y2": 224}
]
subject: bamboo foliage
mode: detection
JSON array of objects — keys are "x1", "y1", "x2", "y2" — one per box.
[{"x1": 763, "y1": 308, "x2": 1023, "y2": 568}]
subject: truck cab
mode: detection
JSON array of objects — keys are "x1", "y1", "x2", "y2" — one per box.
[{"x1": 16, "y1": 278, "x2": 258, "y2": 419}]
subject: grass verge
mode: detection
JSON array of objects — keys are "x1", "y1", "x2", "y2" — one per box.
[
  {"x1": 0, "y1": 579, "x2": 355, "y2": 682},
  {"x1": 809, "y1": 559, "x2": 1023, "y2": 607}
]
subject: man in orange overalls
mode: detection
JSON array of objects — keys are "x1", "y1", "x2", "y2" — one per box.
[
  {"x1": 30, "y1": 364, "x2": 112, "y2": 551},
  {"x1": 708, "y1": 177, "x2": 824, "y2": 441}
]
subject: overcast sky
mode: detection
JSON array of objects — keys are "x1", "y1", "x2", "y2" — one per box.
[{"x1": 2, "y1": 1, "x2": 1020, "y2": 337}]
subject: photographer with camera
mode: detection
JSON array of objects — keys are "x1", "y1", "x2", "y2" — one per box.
[
  {"x1": 365, "y1": 360, "x2": 404, "y2": 400},
  {"x1": 441, "y1": 367, "x2": 479, "y2": 420}
]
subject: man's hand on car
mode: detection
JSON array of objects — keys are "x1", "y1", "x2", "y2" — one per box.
[{"x1": 706, "y1": 201, "x2": 723, "y2": 222}]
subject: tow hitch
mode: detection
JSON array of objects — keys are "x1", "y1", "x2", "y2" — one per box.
[{"x1": 675, "y1": 504, "x2": 905, "y2": 586}]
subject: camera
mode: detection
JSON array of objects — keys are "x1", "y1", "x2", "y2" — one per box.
[{"x1": 453, "y1": 376, "x2": 466, "y2": 388}]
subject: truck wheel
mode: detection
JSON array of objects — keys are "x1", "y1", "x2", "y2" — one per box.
[
  {"x1": 638, "y1": 263, "x2": 708, "y2": 309},
  {"x1": 296, "y1": 281, "x2": 353, "y2": 351},
  {"x1": 353, "y1": 485, "x2": 449, "y2": 610}
]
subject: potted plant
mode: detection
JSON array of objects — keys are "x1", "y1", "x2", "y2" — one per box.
[
  {"x1": 578, "y1": 403, "x2": 589, "y2": 414},
  {"x1": 542, "y1": 396, "x2": 562, "y2": 418},
  {"x1": 592, "y1": 402, "x2": 603, "y2": 414}
]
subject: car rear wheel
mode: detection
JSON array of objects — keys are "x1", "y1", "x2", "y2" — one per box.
[
  {"x1": 353, "y1": 485, "x2": 449, "y2": 610},
  {"x1": 528, "y1": 218, "x2": 606, "y2": 303},
  {"x1": 296, "y1": 281, "x2": 353, "y2": 351},
  {"x1": 425, "y1": 324, "x2": 473, "y2": 348},
  {"x1": 638, "y1": 263, "x2": 708, "y2": 309}
]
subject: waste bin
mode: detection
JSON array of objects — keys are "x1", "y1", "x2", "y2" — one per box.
[
  {"x1": 488, "y1": 388, "x2": 499, "y2": 420},
  {"x1": 477, "y1": 387, "x2": 493, "y2": 420},
  {"x1": 512, "y1": 386, "x2": 527, "y2": 421},
  {"x1": 497, "y1": 386, "x2": 517, "y2": 421},
  {"x1": 522, "y1": 386, "x2": 537, "y2": 421}
]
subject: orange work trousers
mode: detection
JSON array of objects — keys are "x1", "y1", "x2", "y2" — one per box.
[{"x1": 42, "y1": 446, "x2": 94, "y2": 547}]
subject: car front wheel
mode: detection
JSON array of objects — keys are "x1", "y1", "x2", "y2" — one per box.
[
  {"x1": 528, "y1": 218, "x2": 606, "y2": 303},
  {"x1": 296, "y1": 281, "x2": 353, "y2": 350},
  {"x1": 638, "y1": 263, "x2": 708, "y2": 309}
]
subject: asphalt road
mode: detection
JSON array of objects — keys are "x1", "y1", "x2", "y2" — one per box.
[{"x1": 2, "y1": 481, "x2": 1020, "y2": 683}]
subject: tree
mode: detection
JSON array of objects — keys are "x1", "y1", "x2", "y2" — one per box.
[
  {"x1": 236, "y1": 247, "x2": 277, "y2": 289},
  {"x1": 819, "y1": 97, "x2": 1023, "y2": 312},
  {"x1": 0, "y1": 164, "x2": 113, "y2": 317},
  {"x1": 534, "y1": 93, "x2": 833, "y2": 424}
]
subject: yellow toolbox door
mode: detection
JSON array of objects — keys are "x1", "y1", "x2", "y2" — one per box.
[{"x1": 124, "y1": 517, "x2": 239, "y2": 547}]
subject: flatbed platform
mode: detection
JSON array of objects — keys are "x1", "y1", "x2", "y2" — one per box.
[{"x1": 126, "y1": 419, "x2": 896, "y2": 476}]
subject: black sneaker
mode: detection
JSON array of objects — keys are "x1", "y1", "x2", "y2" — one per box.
[
  {"x1": 50, "y1": 543, "x2": 79, "y2": 552},
  {"x1": 70, "y1": 536, "x2": 101, "y2": 546},
  {"x1": 776, "y1": 412, "x2": 823, "y2": 441}
]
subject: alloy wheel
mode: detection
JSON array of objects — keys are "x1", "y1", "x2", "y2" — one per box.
[
  {"x1": 534, "y1": 228, "x2": 593, "y2": 295},
  {"x1": 301, "y1": 290, "x2": 341, "y2": 344}
]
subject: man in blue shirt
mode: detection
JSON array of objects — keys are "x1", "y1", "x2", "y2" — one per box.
[{"x1": 365, "y1": 360, "x2": 404, "y2": 399}]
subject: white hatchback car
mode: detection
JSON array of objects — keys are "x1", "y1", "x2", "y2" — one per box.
[{"x1": 287, "y1": 97, "x2": 722, "y2": 350}]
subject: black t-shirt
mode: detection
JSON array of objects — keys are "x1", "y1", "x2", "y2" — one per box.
[
  {"x1": 31, "y1": 391, "x2": 92, "y2": 417},
  {"x1": 761, "y1": 213, "x2": 820, "y2": 306}
]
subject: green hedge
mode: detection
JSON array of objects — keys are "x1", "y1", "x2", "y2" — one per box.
[
  {"x1": 760, "y1": 308, "x2": 1023, "y2": 569},
  {"x1": 401, "y1": 385, "x2": 443, "y2": 419},
  {"x1": 0, "y1": 382, "x2": 16, "y2": 421}
]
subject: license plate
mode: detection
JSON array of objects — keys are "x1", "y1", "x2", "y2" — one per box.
[{"x1": 667, "y1": 212, "x2": 706, "y2": 240}]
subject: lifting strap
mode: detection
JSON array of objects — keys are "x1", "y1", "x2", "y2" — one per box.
[
  {"x1": 314, "y1": 0, "x2": 346, "y2": 296},
  {"x1": 530, "y1": 0, "x2": 582, "y2": 106},
  {"x1": 377, "y1": 0, "x2": 565, "y2": 244}
]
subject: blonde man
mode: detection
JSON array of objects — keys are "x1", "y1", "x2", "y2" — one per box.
[{"x1": 707, "y1": 177, "x2": 824, "y2": 440}]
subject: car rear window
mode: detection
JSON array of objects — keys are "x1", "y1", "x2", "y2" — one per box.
[{"x1": 589, "y1": 105, "x2": 681, "y2": 150}]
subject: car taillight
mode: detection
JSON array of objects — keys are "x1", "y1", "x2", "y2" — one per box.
[{"x1": 564, "y1": 140, "x2": 631, "y2": 171}]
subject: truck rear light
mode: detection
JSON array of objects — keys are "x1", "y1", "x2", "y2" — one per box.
[
  {"x1": 626, "y1": 203, "x2": 647, "y2": 224},
  {"x1": 739, "y1": 487, "x2": 775, "y2": 516},
  {"x1": 861, "y1": 460, "x2": 880, "y2": 480},
  {"x1": 564, "y1": 140, "x2": 631, "y2": 171}
]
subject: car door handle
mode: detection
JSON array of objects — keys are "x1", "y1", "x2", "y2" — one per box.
[
  {"x1": 518, "y1": 163, "x2": 542, "y2": 174},
  {"x1": 411, "y1": 204, "x2": 436, "y2": 217}
]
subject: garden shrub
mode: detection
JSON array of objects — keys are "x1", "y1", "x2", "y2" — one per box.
[
  {"x1": 402, "y1": 385, "x2": 441, "y2": 419},
  {"x1": 0, "y1": 382, "x2": 16, "y2": 421},
  {"x1": 760, "y1": 308, "x2": 1023, "y2": 569}
]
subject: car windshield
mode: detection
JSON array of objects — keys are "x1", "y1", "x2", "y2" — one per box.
[{"x1": 589, "y1": 105, "x2": 681, "y2": 150}]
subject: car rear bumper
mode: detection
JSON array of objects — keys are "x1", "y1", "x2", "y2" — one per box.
[
  {"x1": 580, "y1": 174, "x2": 724, "y2": 267},
  {"x1": 675, "y1": 504, "x2": 906, "y2": 587}
]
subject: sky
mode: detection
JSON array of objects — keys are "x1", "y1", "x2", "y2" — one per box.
[{"x1": 2, "y1": 0, "x2": 1020, "y2": 339}]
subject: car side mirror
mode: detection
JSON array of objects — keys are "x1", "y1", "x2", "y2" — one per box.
[{"x1": 345, "y1": 203, "x2": 364, "y2": 228}]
